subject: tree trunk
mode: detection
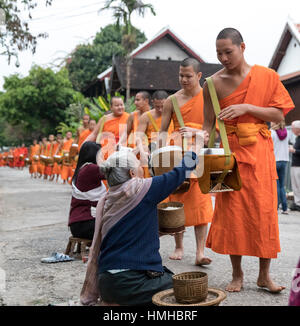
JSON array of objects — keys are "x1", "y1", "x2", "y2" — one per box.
[{"x1": 126, "y1": 55, "x2": 132, "y2": 108}]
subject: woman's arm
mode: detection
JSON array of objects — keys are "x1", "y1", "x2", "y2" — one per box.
[{"x1": 147, "y1": 152, "x2": 198, "y2": 204}]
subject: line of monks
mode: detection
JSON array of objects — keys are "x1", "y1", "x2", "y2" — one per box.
[{"x1": 0, "y1": 119, "x2": 97, "y2": 184}]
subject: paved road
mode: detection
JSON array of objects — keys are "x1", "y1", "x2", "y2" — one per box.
[{"x1": 0, "y1": 167, "x2": 299, "y2": 306}]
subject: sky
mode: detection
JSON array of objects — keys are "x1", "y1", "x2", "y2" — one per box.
[{"x1": 1, "y1": 0, "x2": 300, "y2": 91}]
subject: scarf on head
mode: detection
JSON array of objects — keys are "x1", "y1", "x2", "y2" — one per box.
[
  {"x1": 80, "y1": 176, "x2": 152, "y2": 306},
  {"x1": 275, "y1": 128, "x2": 287, "y2": 140}
]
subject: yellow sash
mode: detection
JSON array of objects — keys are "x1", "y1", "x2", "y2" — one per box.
[{"x1": 225, "y1": 123, "x2": 271, "y2": 146}]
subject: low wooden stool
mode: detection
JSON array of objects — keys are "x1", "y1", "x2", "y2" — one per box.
[{"x1": 65, "y1": 236, "x2": 92, "y2": 261}]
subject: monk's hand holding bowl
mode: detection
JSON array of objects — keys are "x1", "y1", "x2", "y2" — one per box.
[
  {"x1": 179, "y1": 126, "x2": 201, "y2": 138},
  {"x1": 218, "y1": 104, "x2": 249, "y2": 120}
]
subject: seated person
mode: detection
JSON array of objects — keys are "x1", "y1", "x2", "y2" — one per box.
[
  {"x1": 68, "y1": 141, "x2": 106, "y2": 240},
  {"x1": 80, "y1": 143, "x2": 202, "y2": 306}
]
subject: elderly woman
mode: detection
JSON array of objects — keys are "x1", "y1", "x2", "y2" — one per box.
[{"x1": 80, "y1": 147, "x2": 200, "y2": 306}]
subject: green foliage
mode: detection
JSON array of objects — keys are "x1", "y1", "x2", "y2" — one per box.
[
  {"x1": 0, "y1": 0, "x2": 53, "y2": 63},
  {"x1": 55, "y1": 122, "x2": 77, "y2": 138},
  {"x1": 0, "y1": 65, "x2": 80, "y2": 143},
  {"x1": 66, "y1": 24, "x2": 146, "y2": 92}
]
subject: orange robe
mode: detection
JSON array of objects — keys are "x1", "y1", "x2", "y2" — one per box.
[
  {"x1": 52, "y1": 142, "x2": 62, "y2": 176},
  {"x1": 169, "y1": 90, "x2": 214, "y2": 227},
  {"x1": 44, "y1": 142, "x2": 55, "y2": 176},
  {"x1": 100, "y1": 112, "x2": 129, "y2": 159},
  {"x1": 127, "y1": 111, "x2": 139, "y2": 149},
  {"x1": 78, "y1": 129, "x2": 92, "y2": 151},
  {"x1": 29, "y1": 144, "x2": 40, "y2": 174},
  {"x1": 61, "y1": 138, "x2": 74, "y2": 181},
  {"x1": 37, "y1": 145, "x2": 47, "y2": 175},
  {"x1": 206, "y1": 65, "x2": 295, "y2": 258},
  {"x1": 0, "y1": 153, "x2": 3, "y2": 167}
]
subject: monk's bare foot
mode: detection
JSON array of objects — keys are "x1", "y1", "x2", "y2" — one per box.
[
  {"x1": 195, "y1": 257, "x2": 212, "y2": 266},
  {"x1": 257, "y1": 277, "x2": 285, "y2": 293},
  {"x1": 169, "y1": 248, "x2": 183, "y2": 260},
  {"x1": 225, "y1": 275, "x2": 243, "y2": 292}
]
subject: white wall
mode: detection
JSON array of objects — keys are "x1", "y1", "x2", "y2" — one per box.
[
  {"x1": 277, "y1": 36, "x2": 300, "y2": 76},
  {"x1": 134, "y1": 36, "x2": 188, "y2": 61}
]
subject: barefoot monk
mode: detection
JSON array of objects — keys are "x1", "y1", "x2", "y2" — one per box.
[{"x1": 203, "y1": 28, "x2": 294, "y2": 293}]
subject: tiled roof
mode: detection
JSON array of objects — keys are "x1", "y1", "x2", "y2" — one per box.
[{"x1": 110, "y1": 57, "x2": 222, "y2": 93}]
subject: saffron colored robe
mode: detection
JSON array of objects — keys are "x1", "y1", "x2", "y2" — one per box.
[
  {"x1": 29, "y1": 144, "x2": 40, "y2": 174},
  {"x1": 61, "y1": 138, "x2": 74, "y2": 181},
  {"x1": 169, "y1": 90, "x2": 214, "y2": 227},
  {"x1": 44, "y1": 142, "x2": 55, "y2": 176},
  {"x1": 100, "y1": 112, "x2": 129, "y2": 159},
  {"x1": 52, "y1": 142, "x2": 62, "y2": 176},
  {"x1": 78, "y1": 129, "x2": 92, "y2": 151},
  {"x1": 206, "y1": 65, "x2": 295, "y2": 258}
]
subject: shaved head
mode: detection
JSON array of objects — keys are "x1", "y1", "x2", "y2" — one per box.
[
  {"x1": 217, "y1": 28, "x2": 244, "y2": 45},
  {"x1": 180, "y1": 58, "x2": 201, "y2": 73}
]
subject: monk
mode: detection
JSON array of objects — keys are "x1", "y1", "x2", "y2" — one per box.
[
  {"x1": 52, "y1": 134, "x2": 63, "y2": 182},
  {"x1": 29, "y1": 139, "x2": 40, "y2": 178},
  {"x1": 86, "y1": 97, "x2": 129, "y2": 157},
  {"x1": 137, "y1": 90, "x2": 173, "y2": 148},
  {"x1": 159, "y1": 58, "x2": 213, "y2": 265},
  {"x1": 43, "y1": 135, "x2": 56, "y2": 180},
  {"x1": 74, "y1": 114, "x2": 90, "y2": 144},
  {"x1": 122, "y1": 91, "x2": 151, "y2": 148},
  {"x1": 137, "y1": 90, "x2": 174, "y2": 177},
  {"x1": 18, "y1": 143, "x2": 28, "y2": 170},
  {"x1": 60, "y1": 131, "x2": 74, "y2": 184},
  {"x1": 202, "y1": 28, "x2": 295, "y2": 293},
  {"x1": 37, "y1": 138, "x2": 48, "y2": 178},
  {"x1": 78, "y1": 119, "x2": 96, "y2": 151}
]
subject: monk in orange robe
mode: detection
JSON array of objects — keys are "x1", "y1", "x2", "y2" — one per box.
[
  {"x1": 18, "y1": 143, "x2": 28, "y2": 170},
  {"x1": 203, "y1": 28, "x2": 295, "y2": 293},
  {"x1": 86, "y1": 97, "x2": 129, "y2": 157},
  {"x1": 37, "y1": 138, "x2": 48, "y2": 177},
  {"x1": 52, "y1": 134, "x2": 63, "y2": 182},
  {"x1": 78, "y1": 119, "x2": 97, "y2": 151},
  {"x1": 122, "y1": 91, "x2": 151, "y2": 149},
  {"x1": 160, "y1": 58, "x2": 213, "y2": 266},
  {"x1": 29, "y1": 139, "x2": 40, "y2": 178},
  {"x1": 43, "y1": 135, "x2": 56, "y2": 180},
  {"x1": 0, "y1": 153, "x2": 3, "y2": 167},
  {"x1": 137, "y1": 90, "x2": 174, "y2": 178},
  {"x1": 74, "y1": 114, "x2": 90, "y2": 144},
  {"x1": 60, "y1": 131, "x2": 74, "y2": 184}
]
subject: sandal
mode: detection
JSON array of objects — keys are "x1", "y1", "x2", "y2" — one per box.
[{"x1": 41, "y1": 252, "x2": 74, "y2": 263}]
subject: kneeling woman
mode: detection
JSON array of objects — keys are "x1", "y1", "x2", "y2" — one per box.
[
  {"x1": 80, "y1": 148, "x2": 199, "y2": 306},
  {"x1": 68, "y1": 141, "x2": 106, "y2": 240}
]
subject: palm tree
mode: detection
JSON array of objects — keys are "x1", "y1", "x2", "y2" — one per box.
[{"x1": 99, "y1": 0, "x2": 156, "y2": 105}]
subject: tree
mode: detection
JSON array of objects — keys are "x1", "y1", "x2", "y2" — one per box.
[
  {"x1": 0, "y1": 0, "x2": 53, "y2": 64},
  {"x1": 99, "y1": 0, "x2": 156, "y2": 104},
  {"x1": 0, "y1": 66, "x2": 80, "y2": 143},
  {"x1": 66, "y1": 24, "x2": 146, "y2": 93}
]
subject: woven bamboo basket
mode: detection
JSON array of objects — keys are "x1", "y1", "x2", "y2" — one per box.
[
  {"x1": 152, "y1": 288, "x2": 226, "y2": 306},
  {"x1": 172, "y1": 271, "x2": 208, "y2": 304},
  {"x1": 157, "y1": 202, "x2": 185, "y2": 234}
]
